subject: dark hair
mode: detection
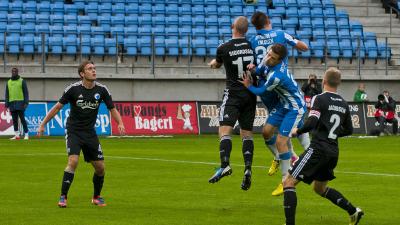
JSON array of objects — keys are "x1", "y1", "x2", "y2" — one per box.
[
  {"x1": 251, "y1": 11, "x2": 270, "y2": 30},
  {"x1": 78, "y1": 60, "x2": 94, "y2": 78},
  {"x1": 378, "y1": 94, "x2": 385, "y2": 101},
  {"x1": 271, "y1": 43, "x2": 287, "y2": 60}
]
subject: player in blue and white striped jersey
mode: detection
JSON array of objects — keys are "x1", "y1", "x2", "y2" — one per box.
[{"x1": 241, "y1": 44, "x2": 306, "y2": 196}]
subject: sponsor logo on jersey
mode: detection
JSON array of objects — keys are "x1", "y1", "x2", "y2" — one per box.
[
  {"x1": 94, "y1": 93, "x2": 100, "y2": 100},
  {"x1": 76, "y1": 100, "x2": 99, "y2": 109}
]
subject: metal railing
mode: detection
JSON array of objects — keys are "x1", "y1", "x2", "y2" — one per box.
[{"x1": 1, "y1": 32, "x2": 397, "y2": 77}]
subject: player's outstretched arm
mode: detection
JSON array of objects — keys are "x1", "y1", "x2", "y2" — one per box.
[
  {"x1": 208, "y1": 59, "x2": 222, "y2": 69},
  {"x1": 110, "y1": 108, "x2": 126, "y2": 135},
  {"x1": 37, "y1": 102, "x2": 64, "y2": 136},
  {"x1": 294, "y1": 40, "x2": 309, "y2": 52}
]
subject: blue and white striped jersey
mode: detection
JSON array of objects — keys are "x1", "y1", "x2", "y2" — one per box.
[
  {"x1": 249, "y1": 29, "x2": 298, "y2": 66},
  {"x1": 249, "y1": 62, "x2": 305, "y2": 112}
]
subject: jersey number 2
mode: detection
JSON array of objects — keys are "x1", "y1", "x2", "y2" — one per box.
[
  {"x1": 328, "y1": 114, "x2": 341, "y2": 139},
  {"x1": 232, "y1": 56, "x2": 254, "y2": 79}
]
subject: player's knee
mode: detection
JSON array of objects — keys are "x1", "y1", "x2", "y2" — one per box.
[
  {"x1": 283, "y1": 176, "x2": 295, "y2": 188},
  {"x1": 313, "y1": 185, "x2": 326, "y2": 196},
  {"x1": 264, "y1": 135, "x2": 276, "y2": 145}
]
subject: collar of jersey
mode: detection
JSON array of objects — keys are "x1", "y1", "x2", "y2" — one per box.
[{"x1": 256, "y1": 29, "x2": 273, "y2": 34}]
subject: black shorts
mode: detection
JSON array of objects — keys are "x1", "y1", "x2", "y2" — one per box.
[
  {"x1": 65, "y1": 129, "x2": 104, "y2": 162},
  {"x1": 218, "y1": 89, "x2": 257, "y2": 131},
  {"x1": 289, "y1": 147, "x2": 337, "y2": 184}
]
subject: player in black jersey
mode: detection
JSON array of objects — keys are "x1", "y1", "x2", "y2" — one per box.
[
  {"x1": 37, "y1": 61, "x2": 125, "y2": 208},
  {"x1": 207, "y1": 16, "x2": 256, "y2": 191},
  {"x1": 282, "y1": 68, "x2": 363, "y2": 225}
]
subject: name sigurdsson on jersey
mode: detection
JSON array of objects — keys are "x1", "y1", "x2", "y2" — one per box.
[{"x1": 228, "y1": 48, "x2": 254, "y2": 57}]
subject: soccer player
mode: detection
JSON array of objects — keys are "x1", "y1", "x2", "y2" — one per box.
[
  {"x1": 241, "y1": 44, "x2": 306, "y2": 195},
  {"x1": 207, "y1": 16, "x2": 256, "y2": 191},
  {"x1": 283, "y1": 68, "x2": 363, "y2": 225},
  {"x1": 249, "y1": 11, "x2": 310, "y2": 196},
  {"x1": 37, "y1": 61, "x2": 126, "y2": 208}
]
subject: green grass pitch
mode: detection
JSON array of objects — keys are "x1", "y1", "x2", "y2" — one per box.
[{"x1": 0, "y1": 135, "x2": 399, "y2": 225}]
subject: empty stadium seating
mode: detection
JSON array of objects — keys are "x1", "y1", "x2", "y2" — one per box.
[{"x1": 0, "y1": 0, "x2": 391, "y2": 62}]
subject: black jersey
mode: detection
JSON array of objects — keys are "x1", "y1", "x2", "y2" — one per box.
[
  {"x1": 216, "y1": 37, "x2": 255, "y2": 91},
  {"x1": 306, "y1": 92, "x2": 353, "y2": 153},
  {"x1": 59, "y1": 81, "x2": 114, "y2": 131}
]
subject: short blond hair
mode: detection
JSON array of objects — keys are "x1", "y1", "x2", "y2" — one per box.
[
  {"x1": 233, "y1": 16, "x2": 248, "y2": 36},
  {"x1": 324, "y1": 67, "x2": 341, "y2": 88}
]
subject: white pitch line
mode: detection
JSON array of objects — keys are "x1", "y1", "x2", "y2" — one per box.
[{"x1": 1, "y1": 153, "x2": 400, "y2": 177}]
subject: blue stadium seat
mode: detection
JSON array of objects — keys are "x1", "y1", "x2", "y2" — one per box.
[
  {"x1": 98, "y1": 16, "x2": 111, "y2": 32},
  {"x1": 99, "y1": 3, "x2": 112, "y2": 16},
  {"x1": 352, "y1": 39, "x2": 365, "y2": 59},
  {"x1": 155, "y1": 36, "x2": 166, "y2": 56},
  {"x1": 271, "y1": 17, "x2": 282, "y2": 28},
  {"x1": 286, "y1": 0, "x2": 298, "y2": 8},
  {"x1": 378, "y1": 42, "x2": 391, "y2": 59},
  {"x1": 310, "y1": 41, "x2": 325, "y2": 59},
  {"x1": 22, "y1": 14, "x2": 36, "y2": 26},
  {"x1": 338, "y1": 30, "x2": 351, "y2": 42},
  {"x1": 311, "y1": 18, "x2": 324, "y2": 31},
  {"x1": 270, "y1": 7, "x2": 286, "y2": 17},
  {"x1": 49, "y1": 37, "x2": 63, "y2": 54},
  {"x1": 192, "y1": 5, "x2": 205, "y2": 15},
  {"x1": 205, "y1": 4, "x2": 218, "y2": 15},
  {"x1": 230, "y1": 5, "x2": 243, "y2": 16},
  {"x1": 8, "y1": 14, "x2": 22, "y2": 25},
  {"x1": 64, "y1": 25, "x2": 77, "y2": 38},
  {"x1": 166, "y1": 26, "x2": 179, "y2": 36},
  {"x1": 205, "y1": 15, "x2": 218, "y2": 27},
  {"x1": 37, "y1": 2, "x2": 51, "y2": 14},
  {"x1": 23, "y1": 1, "x2": 37, "y2": 14},
  {"x1": 78, "y1": 15, "x2": 92, "y2": 27},
  {"x1": 124, "y1": 26, "x2": 138, "y2": 38},
  {"x1": 21, "y1": 25, "x2": 35, "y2": 37},
  {"x1": 179, "y1": 26, "x2": 192, "y2": 36},
  {"x1": 139, "y1": 14, "x2": 152, "y2": 25},
  {"x1": 286, "y1": 7, "x2": 298, "y2": 18},
  {"x1": 179, "y1": 38, "x2": 191, "y2": 56},
  {"x1": 92, "y1": 37, "x2": 105, "y2": 55},
  {"x1": 165, "y1": 38, "x2": 179, "y2": 56},
  {"x1": 64, "y1": 15, "x2": 78, "y2": 26},
  {"x1": 218, "y1": 16, "x2": 231, "y2": 27},
  {"x1": 105, "y1": 38, "x2": 117, "y2": 55},
  {"x1": 192, "y1": 38, "x2": 206, "y2": 56},
  {"x1": 193, "y1": 15, "x2": 205, "y2": 26},
  {"x1": 9, "y1": 1, "x2": 23, "y2": 13},
  {"x1": 0, "y1": 36, "x2": 4, "y2": 53},
  {"x1": 298, "y1": 0, "x2": 310, "y2": 8},
  {"x1": 325, "y1": 30, "x2": 338, "y2": 41},
  {"x1": 322, "y1": 0, "x2": 335, "y2": 9},
  {"x1": 124, "y1": 37, "x2": 138, "y2": 56},
  {"x1": 166, "y1": 15, "x2": 179, "y2": 25},
  {"x1": 34, "y1": 36, "x2": 49, "y2": 53},
  {"x1": 323, "y1": 8, "x2": 336, "y2": 18},
  {"x1": 0, "y1": 23, "x2": 5, "y2": 33},
  {"x1": 49, "y1": 25, "x2": 63, "y2": 38},
  {"x1": 166, "y1": 4, "x2": 179, "y2": 15},
  {"x1": 179, "y1": 15, "x2": 192, "y2": 26},
  {"x1": 6, "y1": 36, "x2": 20, "y2": 54},
  {"x1": 217, "y1": 5, "x2": 230, "y2": 15},
  {"x1": 297, "y1": 30, "x2": 312, "y2": 39},
  {"x1": 138, "y1": 36, "x2": 152, "y2": 56},
  {"x1": 125, "y1": 3, "x2": 139, "y2": 15},
  {"x1": 152, "y1": 14, "x2": 166, "y2": 26},
  {"x1": 110, "y1": 27, "x2": 124, "y2": 44},
  {"x1": 113, "y1": 3, "x2": 125, "y2": 16},
  {"x1": 152, "y1": 26, "x2": 165, "y2": 35},
  {"x1": 52, "y1": 2, "x2": 65, "y2": 15},
  {"x1": 192, "y1": 26, "x2": 206, "y2": 37},
  {"x1": 78, "y1": 26, "x2": 91, "y2": 39},
  {"x1": 139, "y1": 3, "x2": 152, "y2": 14},
  {"x1": 206, "y1": 39, "x2": 219, "y2": 56},
  {"x1": 310, "y1": 0, "x2": 322, "y2": 9},
  {"x1": 63, "y1": 36, "x2": 77, "y2": 55},
  {"x1": 50, "y1": 15, "x2": 63, "y2": 26},
  {"x1": 20, "y1": 36, "x2": 34, "y2": 54},
  {"x1": 91, "y1": 26, "x2": 105, "y2": 39},
  {"x1": 312, "y1": 30, "x2": 325, "y2": 41},
  {"x1": 80, "y1": 37, "x2": 91, "y2": 55},
  {"x1": 85, "y1": 3, "x2": 99, "y2": 20},
  {"x1": 125, "y1": 16, "x2": 139, "y2": 27},
  {"x1": 350, "y1": 21, "x2": 363, "y2": 33},
  {"x1": 111, "y1": 16, "x2": 125, "y2": 27},
  {"x1": 0, "y1": 1, "x2": 8, "y2": 13},
  {"x1": 327, "y1": 40, "x2": 340, "y2": 58},
  {"x1": 311, "y1": 8, "x2": 323, "y2": 19},
  {"x1": 365, "y1": 41, "x2": 378, "y2": 59},
  {"x1": 206, "y1": 27, "x2": 219, "y2": 39},
  {"x1": 340, "y1": 39, "x2": 352, "y2": 59},
  {"x1": 7, "y1": 24, "x2": 21, "y2": 37},
  {"x1": 65, "y1": 4, "x2": 78, "y2": 15},
  {"x1": 273, "y1": 0, "x2": 285, "y2": 7}
]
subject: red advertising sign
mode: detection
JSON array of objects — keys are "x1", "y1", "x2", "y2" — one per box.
[
  {"x1": 0, "y1": 103, "x2": 14, "y2": 135},
  {"x1": 112, "y1": 102, "x2": 199, "y2": 135}
]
